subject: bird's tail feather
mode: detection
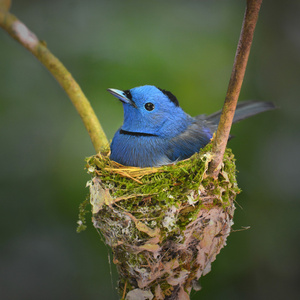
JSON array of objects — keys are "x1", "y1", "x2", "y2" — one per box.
[{"x1": 206, "y1": 101, "x2": 276, "y2": 125}]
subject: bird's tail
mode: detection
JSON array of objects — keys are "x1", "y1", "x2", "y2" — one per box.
[{"x1": 206, "y1": 101, "x2": 276, "y2": 125}]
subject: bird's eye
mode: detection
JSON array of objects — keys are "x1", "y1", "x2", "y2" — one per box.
[{"x1": 145, "y1": 102, "x2": 155, "y2": 111}]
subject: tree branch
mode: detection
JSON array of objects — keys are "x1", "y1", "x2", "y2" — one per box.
[
  {"x1": 208, "y1": 0, "x2": 263, "y2": 178},
  {"x1": 0, "y1": 5, "x2": 108, "y2": 153}
]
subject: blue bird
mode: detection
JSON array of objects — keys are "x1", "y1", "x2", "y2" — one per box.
[{"x1": 107, "y1": 85, "x2": 274, "y2": 167}]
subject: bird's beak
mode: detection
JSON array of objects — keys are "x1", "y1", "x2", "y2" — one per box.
[{"x1": 107, "y1": 88, "x2": 137, "y2": 108}]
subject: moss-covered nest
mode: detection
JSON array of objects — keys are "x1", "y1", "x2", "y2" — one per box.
[{"x1": 85, "y1": 144, "x2": 240, "y2": 300}]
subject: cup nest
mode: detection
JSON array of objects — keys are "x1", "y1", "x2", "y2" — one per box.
[{"x1": 85, "y1": 144, "x2": 239, "y2": 300}]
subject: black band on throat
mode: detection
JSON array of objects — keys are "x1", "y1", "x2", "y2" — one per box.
[{"x1": 120, "y1": 129, "x2": 158, "y2": 137}]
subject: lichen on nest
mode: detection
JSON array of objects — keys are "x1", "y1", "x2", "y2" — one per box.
[{"x1": 85, "y1": 143, "x2": 240, "y2": 300}]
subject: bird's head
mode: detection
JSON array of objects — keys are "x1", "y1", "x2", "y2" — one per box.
[{"x1": 107, "y1": 85, "x2": 190, "y2": 137}]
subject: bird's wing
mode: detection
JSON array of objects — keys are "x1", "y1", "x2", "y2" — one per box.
[{"x1": 165, "y1": 120, "x2": 214, "y2": 162}]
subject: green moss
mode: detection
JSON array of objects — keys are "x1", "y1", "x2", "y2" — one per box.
[
  {"x1": 87, "y1": 145, "x2": 239, "y2": 232},
  {"x1": 76, "y1": 197, "x2": 90, "y2": 233},
  {"x1": 87, "y1": 144, "x2": 240, "y2": 238},
  {"x1": 86, "y1": 143, "x2": 240, "y2": 298}
]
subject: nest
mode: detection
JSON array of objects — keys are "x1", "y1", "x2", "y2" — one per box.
[{"x1": 86, "y1": 144, "x2": 239, "y2": 300}]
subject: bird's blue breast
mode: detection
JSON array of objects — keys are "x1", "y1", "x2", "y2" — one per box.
[
  {"x1": 110, "y1": 121, "x2": 213, "y2": 167},
  {"x1": 110, "y1": 130, "x2": 172, "y2": 167}
]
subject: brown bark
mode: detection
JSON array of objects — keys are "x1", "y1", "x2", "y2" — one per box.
[{"x1": 208, "y1": 0, "x2": 263, "y2": 178}]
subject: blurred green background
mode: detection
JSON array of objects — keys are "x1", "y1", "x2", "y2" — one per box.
[{"x1": 1, "y1": 0, "x2": 299, "y2": 299}]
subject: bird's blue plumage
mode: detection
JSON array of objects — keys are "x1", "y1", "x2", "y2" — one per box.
[{"x1": 107, "y1": 85, "x2": 274, "y2": 167}]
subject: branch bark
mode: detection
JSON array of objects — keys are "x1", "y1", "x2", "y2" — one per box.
[
  {"x1": 0, "y1": 5, "x2": 108, "y2": 153},
  {"x1": 208, "y1": 0, "x2": 263, "y2": 178}
]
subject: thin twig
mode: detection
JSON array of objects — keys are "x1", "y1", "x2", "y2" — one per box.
[
  {"x1": 208, "y1": 0, "x2": 263, "y2": 178},
  {"x1": 0, "y1": 6, "x2": 108, "y2": 153}
]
